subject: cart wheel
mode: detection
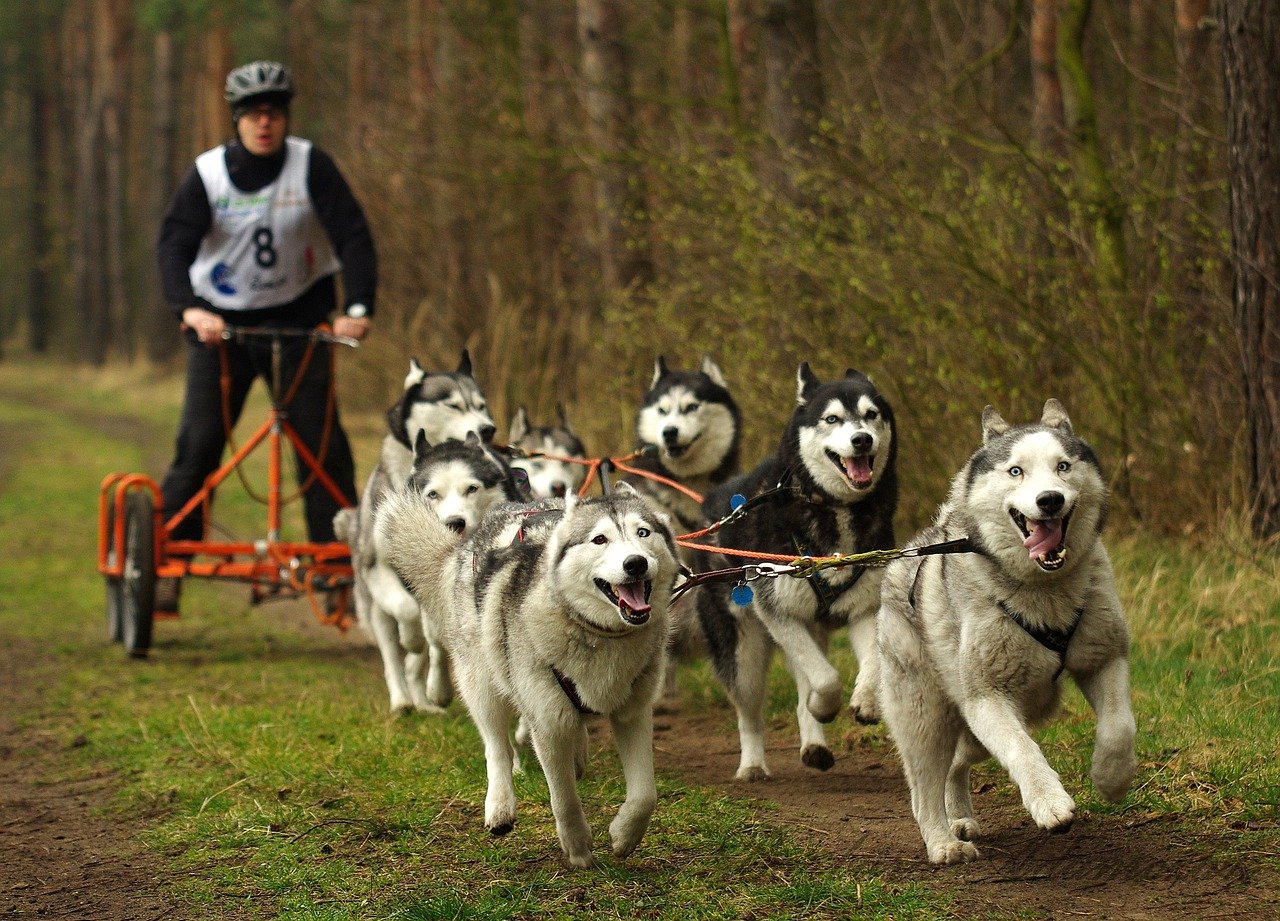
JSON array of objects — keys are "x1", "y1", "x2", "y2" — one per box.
[
  {"x1": 121, "y1": 491, "x2": 156, "y2": 658},
  {"x1": 105, "y1": 499, "x2": 123, "y2": 643}
]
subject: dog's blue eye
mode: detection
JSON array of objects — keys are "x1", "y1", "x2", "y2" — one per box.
[
  {"x1": 1057, "y1": 461, "x2": 1071, "y2": 473},
  {"x1": 592, "y1": 535, "x2": 608, "y2": 545},
  {"x1": 427, "y1": 491, "x2": 441, "y2": 500},
  {"x1": 637, "y1": 527, "x2": 650, "y2": 538},
  {"x1": 466, "y1": 484, "x2": 479, "y2": 495},
  {"x1": 1008, "y1": 466, "x2": 1022, "y2": 477},
  {"x1": 824, "y1": 414, "x2": 840, "y2": 424}
]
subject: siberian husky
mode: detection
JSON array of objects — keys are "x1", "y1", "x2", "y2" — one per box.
[
  {"x1": 878, "y1": 400, "x2": 1136, "y2": 864},
  {"x1": 508, "y1": 404, "x2": 588, "y2": 499},
  {"x1": 376, "y1": 484, "x2": 680, "y2": 868},
  {"x1": 696, "y1": 363, "x2": 897, "y2": 780},
  {"x1": 628, "y1": 355, "x2": 741, "y2": 536},
  {"x1": 335, "y1": 352, "x2": 498, "y2": 712},
  {"x1": 627, "y1": 356, "x2": 741, "y2": 697}
]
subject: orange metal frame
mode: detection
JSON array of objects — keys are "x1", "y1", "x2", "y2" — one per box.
[{"x1": 97, "y1": 337, "x2": 355, "y2": 630}]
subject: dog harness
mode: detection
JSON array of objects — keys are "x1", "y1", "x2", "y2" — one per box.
[
  {"x1": 905, "y1": 549, "x2": 1080, "y2": 679},
  {"x1": 552, "y1": 667, "x2": 599, "y2": 716}
]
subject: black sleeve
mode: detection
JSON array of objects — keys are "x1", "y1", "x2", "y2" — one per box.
[
  {"x1": 156, "y1": 164, "x2": 212, "y2": 319},
  {"x1": 307, "y1": 146, "x2": 378, "y2": 316}
]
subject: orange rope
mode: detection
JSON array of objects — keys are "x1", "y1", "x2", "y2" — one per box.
[{"x1": 609, "y1": 457, "x2": 705, "y2": 504}]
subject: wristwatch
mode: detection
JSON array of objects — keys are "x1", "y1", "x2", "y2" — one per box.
[{"x1": 345, "y1": 303, "x2": 369, "y2": 319}]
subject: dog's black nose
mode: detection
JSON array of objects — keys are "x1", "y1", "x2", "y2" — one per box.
[
  {"x1": 1036, "y1": 491, "x2": 1065, "y2": 515},
  {"x1": 662, "y1": 427, "x2": 679, "y2": 445},
  {"x1": 851, "y1": 431, "x2": 873, "y2": 452},
  {"x1": 444, "y1": 517, "x2": 467, "y2": 534},
  {"x1": 623, "y1": 555, "x2": 648, "y2": 578},
  {"x1": 477, "y1": 424, "x2": 497, "y2": 443},
  {"x1": 550, "y1": 482, "x2": 567, "y2": 498}
]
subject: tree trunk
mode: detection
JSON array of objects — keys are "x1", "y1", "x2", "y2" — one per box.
[
  {"x1": 759, "y1": 0, "x2": 823, "y2": 197},
  {"x1": 200, "y1": 15, "x2": 231, "y2": 153},
  {"x1": 145, "y1": 28, "x2": 181, "y2": 362},
  {"x1": 575, "y1": 0, "x2": 652, "y2": 290},
  {"x1": 95, "y1": 0, "x2": 129, "y2": 358},
  {"x1": 1219, "y1": 0, "x2": 1280, "y2": 539},
  {"x1": 71, "y1": 0, "x2": 108, "y2": 365},
  {"x1": 1031, "y1": 0, "x2": 1064, "y2": 152}
]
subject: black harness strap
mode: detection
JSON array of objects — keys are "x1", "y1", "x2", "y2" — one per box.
[
  {"x1": 997, "y1": 600, "x2": 1084, "y2": 680},
  {"x1": 552, "y1": 667, "x2": 598, "y2": 715}
]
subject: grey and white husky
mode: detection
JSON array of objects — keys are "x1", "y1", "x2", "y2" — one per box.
[
  {"x1": 878, "y1": 400, "x2": 1135, "y2": 864},
  {"x1": 508, "y1": 404, "x2": 588, "y2": 499},
  {"x1": 376, "y1": 484, "x2": 680, "y2": 868},
  {"x1": 335, "y1": 352, "x2": 498, "y2": 712},
  {"x1": 696, "y1": 364, "x2": 897, "y2": 780}
]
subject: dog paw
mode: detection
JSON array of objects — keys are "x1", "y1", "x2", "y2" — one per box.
[
  {"x1": 487, "y1": 819, "x2": 514, "y2": 836},
  {"x1": 1092, "y1": 752, "x2": 1136, "y2": 803},
  {"x1": 801, "y1": 744, "x2": 835, "y2": 772},
  {"x1": 735, "y1": 764, "x2": 771, "y2": 782},
  {"x1": 413, "y1": 701, "x2": 448, "y2": 715},
  {"x1": 1028, "y1": 790, "x2": 1076, "y2": 833},
  {"x1": 848, "y1": 689, "x2": 880, "y2": 725},
  {"x1": 806, "y1": 686, "x2": 842, "y2": 725},
  {"x1": 926, "y1": 838, "x2": 979, "y2": 865},
  {"x1": 609, "y1": 814, "x2": 650, "y2": 859},
  {"x1": 564, "y1": 851, "x2": 597, "y2": 870},
  {"x1": 949, "y1": 817, "x2": 981, "y2": 841}
]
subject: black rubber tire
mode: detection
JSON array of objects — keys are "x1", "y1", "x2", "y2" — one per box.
[
  {"x1": 105, "y1": 499, "x2": 123, "y2": 643},
  {"x1": 121, "y1": 491, "x2": 156, "y2": 658}
]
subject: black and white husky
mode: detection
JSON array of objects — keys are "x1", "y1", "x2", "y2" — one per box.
[
  {"x1": 507, "y1": 404, "x2": 588, "y2": 499},
  {"x1": 627, "y1": 355, "x2": 741, "y2": 536},
  {"x1": 377, "y1": 484, "x2": 680, "y2": 868},
  {"x1": 696, "y1": 363, "x2": 897, "y2": 780},
  {"x1": 878, "y1": 400, "x2": 1135, "y2": 864},
  {"x1": 335, "y1": 352, "x2": 498, "y2": 712}
]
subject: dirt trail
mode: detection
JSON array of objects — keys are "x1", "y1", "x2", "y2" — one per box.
[{"x1": 653, "y1": 708, "x2": 1278, "y2": 919}]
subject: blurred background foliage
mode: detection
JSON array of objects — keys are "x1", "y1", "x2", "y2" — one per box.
[{"x1": 0, "y1": 0, "x2": 1239, "y2": 533}]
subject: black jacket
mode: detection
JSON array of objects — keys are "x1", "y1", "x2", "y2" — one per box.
[{"x1": 157, "y1": 138, "x2": 377, "y2": 326}]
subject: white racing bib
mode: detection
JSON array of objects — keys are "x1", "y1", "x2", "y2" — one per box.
[{"x1": 189, "y1": 137, "x2": 341, "y2": 311}]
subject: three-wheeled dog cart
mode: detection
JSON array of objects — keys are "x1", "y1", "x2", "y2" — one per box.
[{"x1": 97, "y1": 326, "x2": 357, "y2": 657}]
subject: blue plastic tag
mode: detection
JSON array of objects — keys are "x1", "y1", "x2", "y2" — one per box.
[
  {"x1": 731, "y1": 583, "x2": 754, "y2": 606},
  {"x1": 730, "y1": 493, "x2": 746, "y2": 511}
]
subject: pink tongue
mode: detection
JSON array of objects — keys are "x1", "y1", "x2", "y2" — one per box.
[
  {"x1": 844, "y1": 455, "x2": 873, "y2": 487},
  {"x1": 615, "y1": 582, "x2": 651, "y2": 614},
  {"x1": 1023, "y1": 519, "x2": 1063, "y2": 558}
]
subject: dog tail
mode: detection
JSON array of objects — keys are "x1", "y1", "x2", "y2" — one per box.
[{"x1": 374, "y1": 488, "x2": 459, "y2": 614}]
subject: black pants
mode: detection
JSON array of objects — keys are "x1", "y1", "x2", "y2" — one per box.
[{"x1": 159, "y1": 332, "x2": 356, "y2": 544}]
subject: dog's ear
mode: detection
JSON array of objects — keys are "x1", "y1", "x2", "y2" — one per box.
[
  {"x1": 563, "y1": 487, "x2": 579, "y2": 515},
  {"x1": 1041, "y1": 398, "x2": 1073, "y2": 433},
  {"x1": 796, "y1": 362, "x2": 820, "y2": 404},
  {"x1": 700, "y1": 355, "x2": 728, "y2": 389},
  {"x1": 413, "y1": 428, "x2": 432, "y2": 459},
  {"x1": 651, "y1": 355, "x2": 669, "y2": 389},
  {"x1": 613, "y1": 481, "x2": 639, "y2": 498},
  {"x1": 509, "y1": 406, "x2": 529, "y2": 443},
  {"x1": 981, "y1": 406, "x2": 1010, "y2": 443},
  {"x1": 555, "y1": 401, "x2": 571, "y2": 430},
  {"x1": 404, "y1": 357, "x2": 426, "y2": 389},
  {"x1": 456, "y1": 349, "x2": 473, "y2": 376},
  {"x1": 464, "y1": 430, "x2": 483, "y2": 448}
]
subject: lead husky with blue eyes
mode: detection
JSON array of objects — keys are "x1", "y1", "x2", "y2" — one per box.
[
  {"x1": 376, "y1": 483, "x2": 680, "y2": 869},
  {"x1": 696, "y1": 363, "x2": 898, "y2": 780},
  {"x1": 878, "y1": 400, "x2": 1135, "y2": 864}
]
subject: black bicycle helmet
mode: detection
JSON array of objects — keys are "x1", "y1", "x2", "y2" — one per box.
[{"x1": 225, "y1": 61, "x2": 294, "y2": 109}]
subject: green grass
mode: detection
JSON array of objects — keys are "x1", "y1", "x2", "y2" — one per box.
[{"x1": 0, "y1": 359, "x2": 1275, "y2": 918}]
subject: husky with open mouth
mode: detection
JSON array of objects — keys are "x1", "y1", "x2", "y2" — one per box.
[
  {"x1": 334, "y1": 351, "x2": 498, "y2": 713},
  {"x1": 878, "y1": 400, "x2": 1135, "y2": 864},
  {"x1": 508, "y1": 404, "x2": 588, "y2": 499},
  {"x1": 696, "y1": 363, "x2": 898, "y2": 780},
  {"x1": 377, "y1": 483, "x2": 680, "y2": 868}
]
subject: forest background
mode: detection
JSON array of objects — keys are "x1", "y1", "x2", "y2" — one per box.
[{"x1": 0, "y1": 0, "x2": 1258, "y2": 536}]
